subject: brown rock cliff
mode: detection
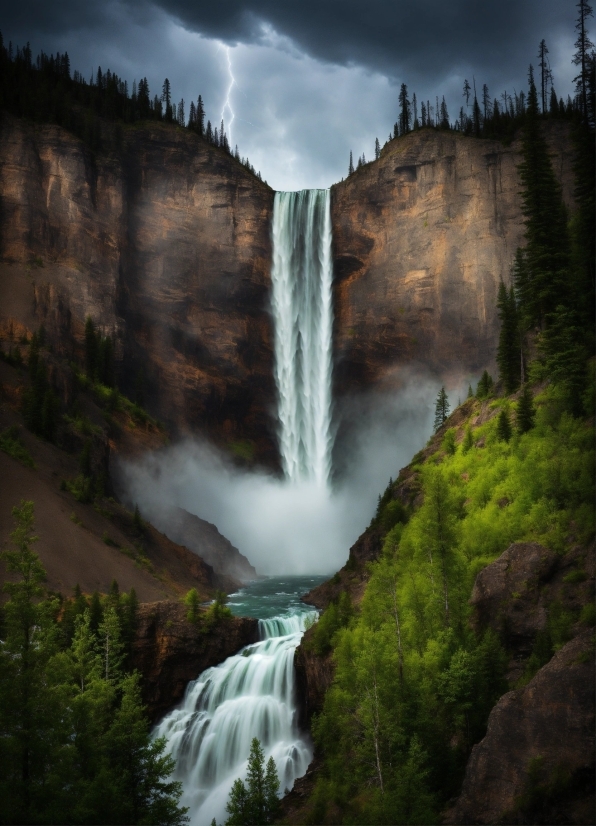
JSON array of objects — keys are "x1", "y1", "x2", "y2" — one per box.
[{"x1": 131, "y1": 600, "x2": 259, "y2": 723}]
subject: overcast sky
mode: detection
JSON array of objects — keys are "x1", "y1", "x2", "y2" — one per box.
[{"x1": 1, "y1": 1, "x2": 581, "y2": 190}]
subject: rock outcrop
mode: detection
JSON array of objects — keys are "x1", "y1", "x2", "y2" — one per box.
[
  {"x1": 131, "y1": 601, "x2": 259, "y2": 723},
  {"x1": 330, "y1": 122, "x2": 575, "y2": 400},
  {"x1": 471, "y1": 540, "x2": 595, "y2": 681},
  {"x1": 0, "y1": 114, "x2": 277, "y2": 461},
  {"x1": 444, "y1": 629, "x2": 595, "y2": 825},
  {"x1": 156, "y1": 506, "x2": 257, "y2": 583}
]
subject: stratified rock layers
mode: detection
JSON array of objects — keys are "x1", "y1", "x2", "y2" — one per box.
[
  {"x1": 0, "y1": 116, "x2": 276, "y2": 457},
  {"x1": 330, "y1": 123, "x2": 574, "y2": 395},
  {"x1": 0, "y1": 116, "x2": 574, "y2": 455}
]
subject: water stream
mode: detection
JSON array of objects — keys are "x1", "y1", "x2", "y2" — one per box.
[
  {"x1": 154, "y1": 577, "x2": 326, "y2": 826},
  {"x1": 154, "y1": 191, "x2": 334, "y2": 824}
]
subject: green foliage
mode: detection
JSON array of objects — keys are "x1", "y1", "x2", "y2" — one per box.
[
  {"x1": 497, "y1": 281, "x2": 522, "y2": 393},
  {"x1": 462, "y1": 426, "x2": 474, "y2": 454},
  {"x1": 0, "y1": 425, "x2": 35, "y2": 467},
  {"x1": 308, "y1": 592, "x2": 353, "y2": 656},
  {"x1": 184, "y1": 588, "x2": 201, "y2": 623},
  {"x1": 0, "y1": 502, "x2": 187, "y2": 825},
  {"x1": 476, "y1": 370, "x2": 494, "y2": 399},
  {"x1": 225, "y1": 738, "x2": 279, "y2": 825},
  {"x1": 433, "y1": 387, "x2": 450, "y2": 432},
  {"x1": 442, "y1": 428, "x2": 457, "y2": 455},
  {"x1": 496, "y1": 410, "x2": 512, "y2": 442},
  {"x1": 310, "y1": 386, "x2": 594, "y2": 823},
  {"x1": 516, "y1": 384, "x2": 536, "y2": 433}
]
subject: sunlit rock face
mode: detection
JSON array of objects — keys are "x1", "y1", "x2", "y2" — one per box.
[
  {"x1": 0, "y1": 116, "x2": 574, "y2": 464},
  {"x1": 0, "y1": 115, "x2": 277, "y2": 460},
  {"x1": 330, "y1": 122, "x2": 575, "y2": 397}
]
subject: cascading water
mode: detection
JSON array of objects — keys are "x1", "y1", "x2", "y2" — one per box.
[
  {"x1": 270, "y1": 190, "x2": 334, "y2": 485},
  {"x1": 155, "y1": 192, "x2": 335, "y2": 825},
  {"x1": 154, "y1": 605, "x2": 317, "y2": 826}
]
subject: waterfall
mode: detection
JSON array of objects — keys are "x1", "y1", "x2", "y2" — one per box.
[
  {"x1": 154, "y1": 612, "x2": 316, "y2": 826},
  {"x1": 270, "y1": 190, "x2": 334, "y2": 485}
]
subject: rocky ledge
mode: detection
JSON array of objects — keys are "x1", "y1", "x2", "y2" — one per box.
[{"x1": 131, "y1": 601, "x2": 259, "y2": 723}]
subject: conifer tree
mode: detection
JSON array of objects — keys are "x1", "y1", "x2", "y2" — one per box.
[
  {"x1": 349, "y1": 150, "x2": 354, "y2": 175},
  {"x1": 399, "y1": 83, "x2": 411, "y2": 135},
  {"x1": 197, "y1": 95, "x2": 205, "y2": 135},
  {"x1": 375, "y1": 137, "x2": 381, "y2": 159},
  {"x1": 496, "y1": 410, "x2": 512, "y2": 442},
  {"x1": 573, "y1": 0, "x2": 594, "y2": 121},
  {"x1": 516, "y1": 384, "x2": 536, "y2": 433},
  {"x1": 433, "y1": 387, "x2": 450, "y2": 432},
  {"x1": 476, "y1": 371, "x2": 494, "y2": 399},
  {"x1": 515, "y1": 65, "x2": 571, "y2": 329},
  {"x1": 538, "y1": 40, "x2": 550, "y2": 113},
  {"x1": 496, "y1": 282, "x2": 521, "y2": 393}
]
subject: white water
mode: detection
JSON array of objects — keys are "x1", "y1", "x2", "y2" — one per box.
[
  {"x1": 270, "y1": 189, "x2": 334, "y2": 485},
  {"x1": 154, "y1": 612, "x2": 316, "y2": 826}
]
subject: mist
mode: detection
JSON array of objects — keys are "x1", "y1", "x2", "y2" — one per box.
[{"x1": 118, "y1": 372, "x2": 473, "y2": 577}]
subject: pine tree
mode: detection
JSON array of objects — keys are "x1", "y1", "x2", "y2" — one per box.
[
  {"x1": 225, "y1": 738, "x2": 279, "y2": 825},
  {"x1": 516, "y1": 384, "x2": 536, "y2": 433},
  {"x1": 399, "y1": 83, "x2": 411, "y2": 135},
  {"x1": 433, "y1": 387, "x2": 450, "y2": 432},
  {"x1": 476, "y1": 370, "x2": 494, "y2": 399},
  {"x1": 496, "y1": 282, "x2": 521, "y2": 393},
  {"x1": 197, "y1": 95, "x2": 205, "y2": 136},
  {"x1": 440, "y1": 96, "x2": 449, "y2": 128},
  {"x1": 375, "y1": 137, "x2": 381, "y2": 160},
  {"x1": 496, "y1": 410, "x2": 512, "y2": 442},
  {"x1": 349, "y1": 150, "x2": 354, "y2": 175},
  {"x1": 463, "y1": 79, "x2": 471, "y2": 108},
  {"x1": 515, "y1": 65, "x2": 571, "y2": 329},
  {"x1": 538, "y1": 40, "x2": 550, "y2": 113},
  {"x1": 573, "y1": 0, "x2": 594, "y2": 121}
]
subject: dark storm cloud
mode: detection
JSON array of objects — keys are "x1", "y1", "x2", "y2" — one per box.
[{"x1": 3, "y1": 0, "x2": 574, "y2": 81}]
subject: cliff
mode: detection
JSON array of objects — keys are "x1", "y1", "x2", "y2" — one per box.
[
  {"x1": 330, "y1": 122, "x2": 575, "y2": 399},
  {"x1": 0, "y1": 115, "x2": 576, "y2": 465},
  {"x1": 0, "y1": 114, "x2": 277, "y2": 462},
  {"x1": 131, "y1": 601, "x2": 259, "y2": 723}
]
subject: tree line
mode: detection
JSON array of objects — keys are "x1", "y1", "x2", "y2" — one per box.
[
  {"x1": 0, "y1": 32, "x2": 263, "y2": 180},
  {"x1": 349, "y1": 1, "x2": 595, "y2": 175},
  {"x1": 0, "y1": 501, "x2": 188, "y2": 825}
]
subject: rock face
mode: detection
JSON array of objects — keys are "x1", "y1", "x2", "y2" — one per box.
[
  {"x1": 156, "y1": 506, "x2": 257, "y2": 583},
  {"x1": 293, "y1": 627, "x2": 335, "y2": 727},
  {"x1": 444, "y1": 629, "x2": 595, "y2": 825},
  {"x1": 0, "y1": 115, "x2": 277, "y2": 461},
  {"x1": 131, "y1": 601, "x2": 259, "y2": 723},
  {"x1": 0, "y1": 115, "x2": 576, "y2": 463},
  {"x1": 471, "y1": 540, "x2": 595, "y2": 681},
  {"x1": 330, "y1": 122, "x2": 575, "y2": 399}
]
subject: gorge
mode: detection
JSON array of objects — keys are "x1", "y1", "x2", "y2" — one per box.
[{"x1": 0, "y1": 102, "x2": 593, "y2": 826}]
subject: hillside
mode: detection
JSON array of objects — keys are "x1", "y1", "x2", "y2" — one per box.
[{"x1": 285, "y1": 381, "x2": 595, "y2": 824}]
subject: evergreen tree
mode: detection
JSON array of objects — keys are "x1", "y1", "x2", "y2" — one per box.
[
  {"x1": 516, "y1": 384, "x2": 536, "y2": 433},
  {"x1": 463, "y1": 79, "x2": 471, "y2": 108},
  {"x1": 538, "y1": 39, "x2": 550, "y2": 113},
  {"x1": 496, "y1": 282, "x2": 521, "y2": 393},
  {"x1": 433, "y1": 387, "x2": 450, "y2": 432},
  {"x1": 496, "y1": 410, "x2": 512, "y2": 442},
  {"x1": 197, "y1": 95, "x2": 205, "y2": 136},
  {"x1": 348, "y1": 150, "x2": 354, "y2": 175},
  {"x1": 515, "y1": 65, "x2": 571, "y2": 329},
  {"x1": 399, "y1": 83, "x2": 411, "y2": 135},
  {"x1": 440, "y1": 96, "x2": 449, "y2": 128},
  {"x1": 375, "y1": 137, "x2": 381, "y2": 160},
  {"x1": 225, "y1": 738, "x2": 279, "y2": 825},
  {"x1": 476, "y1": 370, "x2": 494, "y2": 399},
  {"x1": 573, "y1": 0, "x2": 594, "y2": 121}
]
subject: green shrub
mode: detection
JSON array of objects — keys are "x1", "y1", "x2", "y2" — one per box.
[{"x1": 0, "y1": 427, "x2": 35, "y2": 468}]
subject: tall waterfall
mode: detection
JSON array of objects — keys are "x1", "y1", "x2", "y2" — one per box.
[
  {"x1": 270, "y1": 190, "x2": 334, "y2": 485},
  {"x1": 154, "y1": 613, "x2": 316, "y2": 826}
]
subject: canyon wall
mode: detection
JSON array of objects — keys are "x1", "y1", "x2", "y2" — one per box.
[
  {"x1": 0, "y1": 115, "x2": 575, "y2": 462},
  {"x1": 330, "y1": 121, "x2": 575, "y2": 398},
  {"x1": 0, "y1": 115, "x2": 277, "y2": 460}
]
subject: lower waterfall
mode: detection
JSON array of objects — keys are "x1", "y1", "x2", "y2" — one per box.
[{"x1": 154, "y1": 579, "x2": 323, "y2": 826}]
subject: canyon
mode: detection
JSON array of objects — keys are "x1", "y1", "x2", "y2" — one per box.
[{"x1": 0, "y1": 114, "x2": 575, "y2": 465}]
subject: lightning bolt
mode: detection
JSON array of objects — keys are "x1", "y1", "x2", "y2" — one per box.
[{"x1": 219, "y1": 45, "x2": 236, "y2": 145}]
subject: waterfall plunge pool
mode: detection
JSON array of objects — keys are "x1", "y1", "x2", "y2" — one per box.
[{"x1": 154, "y1": 575, "x2": 328, "y2": 826}]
